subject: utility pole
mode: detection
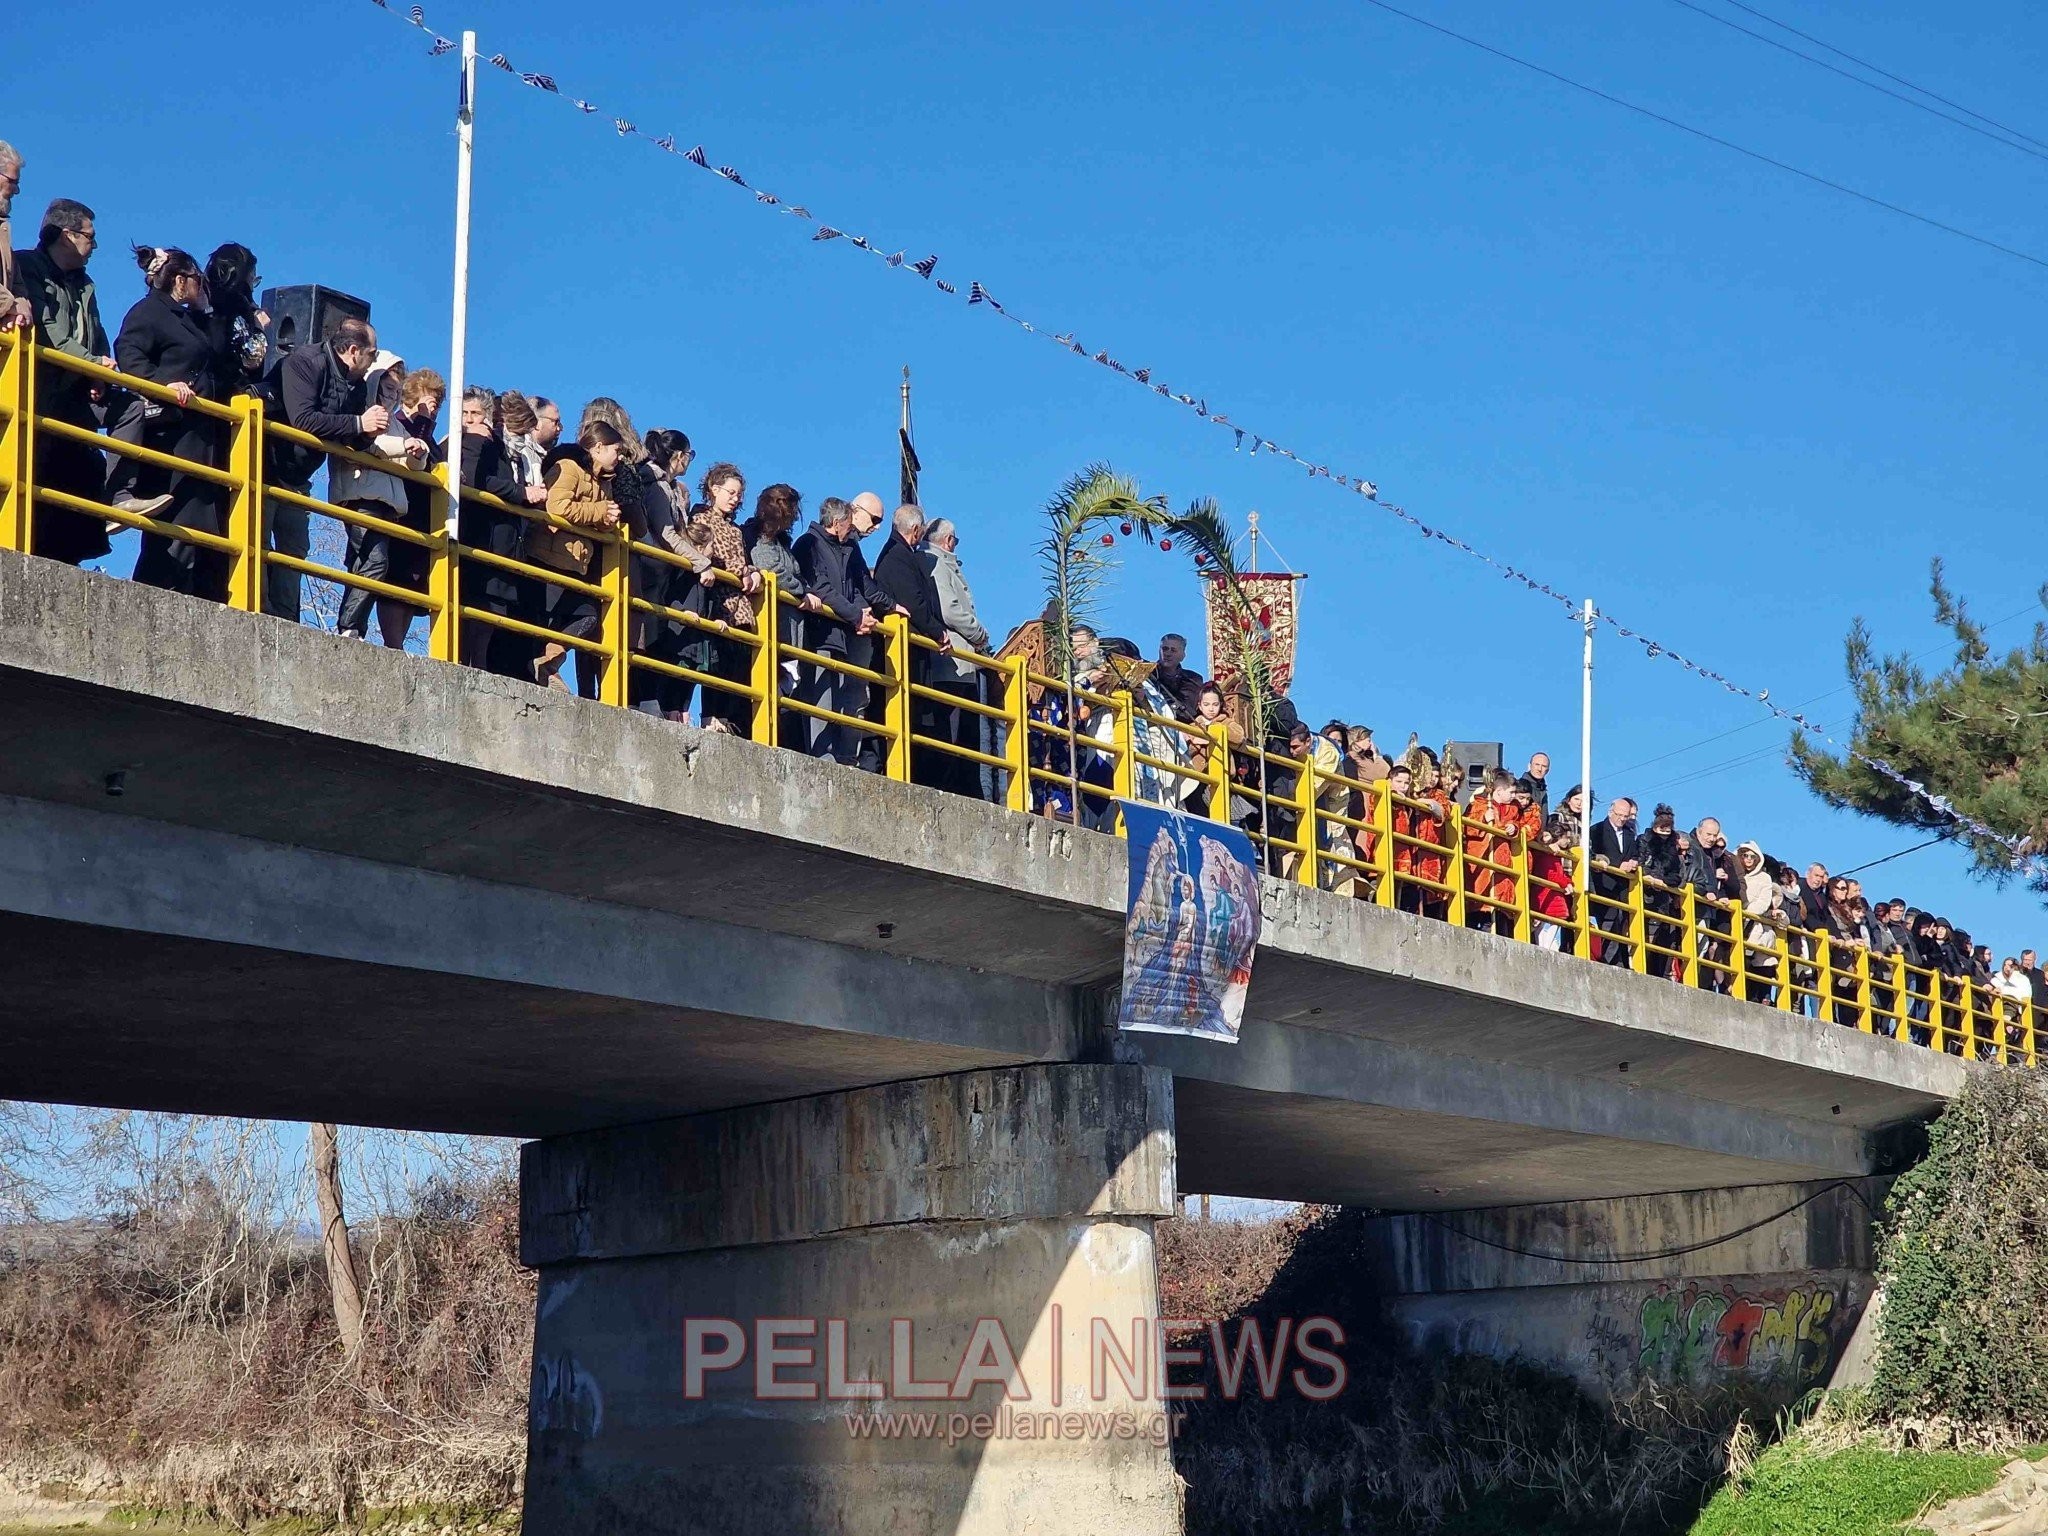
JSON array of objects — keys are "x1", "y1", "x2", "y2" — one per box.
[
  {"x1": 1579, "y1": 598, "x2": 1596, "y2": 950},
  {"x1": 444, "y1": 30, "x2": 478, "y2": 537}
]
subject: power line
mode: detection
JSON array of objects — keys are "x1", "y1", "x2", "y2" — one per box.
[
  {"x1": 1636, "y1": 724, "x2": 1842, "y2": 799},
  {"x1": 1603, "y1": 607, "x2": 2041, "y2": 782},
  {"x1": 1835, "y1": 836, "x2": 1949, "y2": 878},
  {"x1": 362, "y1": 0, "x2": 2040, "y2": 863},
  {"x1": 1719, "y1": 0, "x2": 2048, "y2": 155},
  {"x1": 1664, "y1": 0, "x2": 2048, "y2": 165},
  {"x1": 1425, "y1": 1180, "x2": 1874, "y2": 1266},
  {"x1": 1357, "y1": 0, "x2": 2048, "y2": 273},
  {"x1": 1605, "y1": 690, "x2": 1830, "y2": 780}
]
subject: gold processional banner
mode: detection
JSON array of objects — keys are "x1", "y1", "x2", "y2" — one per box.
[{"x1": 1204, "y1": 573, "x2": 1301, "y2": 701}]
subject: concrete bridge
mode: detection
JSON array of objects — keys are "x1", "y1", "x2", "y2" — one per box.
[{"x1": 0, "y1": 551, "x2": 1964, "y2": 1533}]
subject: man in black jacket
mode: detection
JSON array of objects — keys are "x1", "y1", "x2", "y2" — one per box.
[
  {"x1": 871, "y1": 504, "x2": 953, "y2": 788},
  {"x1": 450, "y1": 385, "x2": 538, "y2": 680},
  {"x1": 1589, "y1": 795, "x2": 1640, "y2": 967},
  {"x1": 1683, "y1": 817, "x2": 1744, "y2": 994},
  {"x1": 794, "y1": 495, "x2": 899, "y2": 771},
  {"x1": 1152, "y1": 633, "x2": 1204, "y2": 722},
  {"x1": 270, "y1": 317, "x2": 379, "y2": 623},
  {"x1": 1636, "y1": 803, "x2": 1685, "y2": 978}
]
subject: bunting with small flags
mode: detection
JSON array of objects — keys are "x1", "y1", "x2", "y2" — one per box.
[{"x1": 361, "y1": 0, "x2": 2031, "y2": 867}]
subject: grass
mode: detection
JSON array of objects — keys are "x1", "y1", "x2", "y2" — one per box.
[{"x1": 1688, "y1": 1441, "x2": 2010, "y2": 1536}]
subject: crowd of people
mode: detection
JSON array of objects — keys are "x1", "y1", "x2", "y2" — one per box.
[{"x1": 1, "y1": 139, "x2": 2036, "y2": 1055}]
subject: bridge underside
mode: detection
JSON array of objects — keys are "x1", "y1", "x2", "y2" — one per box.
[{"x1": 0, "y1": 552, "x2": 1963, "y2": 1209}]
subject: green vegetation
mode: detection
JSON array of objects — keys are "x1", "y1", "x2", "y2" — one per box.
[
  {"x1": 1791, "y1": 562, "x2": 2048, "y2": 896},
  {"x1": 1869, "y1": 1070, "x2": 2048, "y2": 1435},
  {"x1": 1687, "y1": 1440, "x2": 2006, "y2": 1536}
]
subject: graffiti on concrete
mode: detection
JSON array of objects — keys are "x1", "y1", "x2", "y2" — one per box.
[{"x1": 1637, "y1": 1282, "x2": 1837, "y2": 1384}]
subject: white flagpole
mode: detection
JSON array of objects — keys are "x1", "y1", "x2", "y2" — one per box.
[
  {"x1": 445, "y1": 30, "x2": 478, "y2": 539},
  {"x1": 1578, "y1": 597, "x2": 1596, "y2": 944}
]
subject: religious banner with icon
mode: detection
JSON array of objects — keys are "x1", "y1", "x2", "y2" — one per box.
[
  {"x1": 1204, "y1": 572, "x2": 1301, "y2": 701},
  {"x1": 1117, "y1": 800, "x2": 1261, "y2": 1042}
]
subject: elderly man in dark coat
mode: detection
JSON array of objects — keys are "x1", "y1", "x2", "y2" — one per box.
[
  {"x1": 794, "y1": 495, "x2": 898, "y2": 772},
  {"x1": 871, "y1": 503, "x2": 953, "y2": 788}
]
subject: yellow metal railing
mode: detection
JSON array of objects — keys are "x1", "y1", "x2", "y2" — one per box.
[{"x1": 0, "y1": 328, "x2": 2030, "y2": 1067}]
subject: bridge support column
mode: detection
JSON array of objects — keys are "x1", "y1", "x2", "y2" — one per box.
[{"x1": 519, "y1": 1063, "x2": 1183, "y2": 1536}]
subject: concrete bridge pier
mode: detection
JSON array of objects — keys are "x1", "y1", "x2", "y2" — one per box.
[{"x1": 518, "y1": 1063, "x2": 1184, "y2": 1536}]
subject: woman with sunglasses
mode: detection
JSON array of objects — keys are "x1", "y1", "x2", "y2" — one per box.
[{"x1": 113, "y1": 245, "x2": 229, "y2": 600}]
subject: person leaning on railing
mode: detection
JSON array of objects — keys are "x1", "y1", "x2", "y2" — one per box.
[
  {"x1": 1284, "y1": 721, "x2": 1345, "y2": 889},
  {"x1": 1531, "y1": 783, "x2": 1582, "y2": 951},
  {"x1": 743, "y1": 482, "x2": 818, "y2": 741},
  {"x1": 921, "y1": 517, "x2": 995, "y2": 801},
  {"x1": 112, "y1": 246, "x2": 229, "y2": 600},
  {"x1": 1682, "y1": 818, "x2": 1742, "y2": 996},
  {"x1": 1996, "y1": 957, "x2": 2033, "y2": 1044},
  {"x1": 1735, "y1": 840, "x2": 1785, "y2": 1006},
  {"x1": 1343, "y1": 726, "x2": 1388, "y2": 899},
  {"x1": 873, "y1": 503, "x2": 954, "y2": 792},
  {"x1": 685, "y1": 462, "x2": 763, "y2": 738},
  {"x1": 1637, "y1": 805, "x2": 1686, "y2": 981},
  {"x1": 792, "y1": 495, "x2": 894, "y2": 771},
  {"x1": 530, "y1": 422, "x2": 625, "y2": 695},
  {"x1": 1589, "y1": 796, "x2": 1640, "y2": 966},
  {"x1": 0, "y1": 140, "x2": 25, "y2": 332},
  {"x1": 1819, "y1": 881, "x2": 1872, "y2": 1028},
  {"x1": 1403, "y1": 747, "x2": 1457, "y2": 921},
  {"x1": 455, "y1": 384, "x2": 544, "y2": 681},
  {"x1": 1182, "y1": 683, "x2": 1240, "y2": 820},
  {"x1": 331, "y1": 350, "x2": 432, "y2": 649},
  {"x1": 277, "y1": 312, "x2": 388, "y2": 618},
  {"x1": 1510, "y1": 775, "x2": 1545, "y2": 928},
  {"x1": 1462, "y1": 770, "x2": 1522, "y2": 934},
  {"x1": 632, "y1": 428, "x2": 712, "y2": 722},
  {"x1": 12, "y1": 196, "x2": 112, "y2": 568},
  {"x1": 1776, "y1": 861, "x2": 1817, "y2": 1013}
]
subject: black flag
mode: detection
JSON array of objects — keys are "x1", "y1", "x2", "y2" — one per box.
[{"x1": 898, "y1": 366, "x2": 920, "y2": 507}]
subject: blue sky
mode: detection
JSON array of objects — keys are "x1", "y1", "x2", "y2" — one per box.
[{"x1": 12, "y1": 0, "x2": 2047, "y2": 952}]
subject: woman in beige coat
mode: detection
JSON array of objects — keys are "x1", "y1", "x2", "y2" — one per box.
[{"x1": 532, "y1": 421, "x2": 623, "y2": 694}]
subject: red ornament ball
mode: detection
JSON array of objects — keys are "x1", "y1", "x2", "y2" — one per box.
[
  {"x1": 1120, "y1": 522, "x2": 1134, "y2": 536},
  {"x1": 1100, "y1": 533, "x2": 1115, "y2": 547},
  {"x1": 1159, "y1": 539, "x2": 1173, "y2": 552}
]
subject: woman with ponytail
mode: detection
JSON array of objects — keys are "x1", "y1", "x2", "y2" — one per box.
[{"x1": 111, "y1": 244, "x2": 229, "y2": 600}]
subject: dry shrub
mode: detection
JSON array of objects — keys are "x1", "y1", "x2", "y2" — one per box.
[
  {"x1": 0, "y1": 1116, "x2": 531, "y2": 1526},
  {"x1": 1165, "y1": 1205, "x2": 1743, "y2": 1535},
  {"x1": 1155, "y1": 1204, "x2": 1329, "y2": 1327}
]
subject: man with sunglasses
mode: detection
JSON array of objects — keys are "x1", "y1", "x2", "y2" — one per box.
[{"x1": 14, "y1": 198, "x2": 114, "y2": 565}]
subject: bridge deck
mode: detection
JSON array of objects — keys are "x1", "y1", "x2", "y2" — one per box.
[{"x1": 0, "y1": 552, "x2": 1963, "y2": 1209}]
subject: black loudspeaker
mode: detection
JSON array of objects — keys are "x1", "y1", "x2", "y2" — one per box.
[
  {"x1": 1446, "y1": 740, "x2": 1504, "y2": 796},
  {"x1": 259, "y1": 284, "x2": 372, "y2": 360}
]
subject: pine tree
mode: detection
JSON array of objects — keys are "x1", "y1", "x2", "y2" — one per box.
[{"x1": 1791, "y1": 561, "x2": 2048, "y2": 896}]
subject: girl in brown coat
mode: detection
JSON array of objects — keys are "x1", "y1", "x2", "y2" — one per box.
[{"x1": 533, "y1": 421, "x2": 623, "y2": 694}]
